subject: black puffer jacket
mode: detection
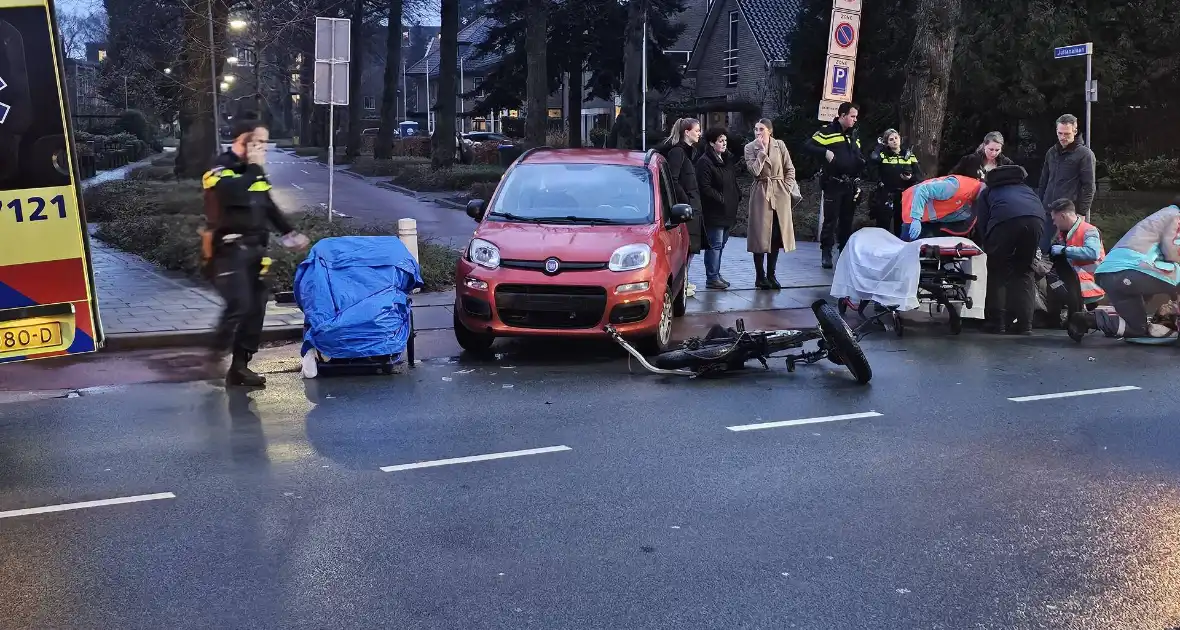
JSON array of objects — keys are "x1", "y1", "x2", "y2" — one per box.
[
  {"x1": 661, "y1": 140, "x2": 703, "y2": 252},
  {"x1": 951, "y1": 151, "x2": 1015, "y2": 181},
  {"x1": 695, "y1": 146, "x2": 742, "y2": 228},
  {"x1": 974, "y1": 164, "x2": 1046, "y2": 239}
]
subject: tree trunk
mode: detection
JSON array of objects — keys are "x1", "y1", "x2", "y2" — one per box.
[
  {"x1": 432, "y1": 0, "x2": 459, "y2": 167},
  {"x1": 344, "y1": 0, "x2": 365, "y2": 158},
  {"x1": 899, "y1": 0, "x2": 961, "y2": 173},
  {"x1": 523, "y1": 0, "x2": 548, "y2": 149},
  {"x1": 177, "y1": 0, "x2": 228, "y2": 178},
  {"x1": 299, "y1": 45, "x2": 315, "y2": 145},
  {"x1": 609, "y1": 0, "x2": 646, "y2": 150},
  {"x1": 567, "y1": 71, "x2": 583, "y2": 148},
  {"x1": 375, "y1": 0, "x2": 405, "y2": 160}
]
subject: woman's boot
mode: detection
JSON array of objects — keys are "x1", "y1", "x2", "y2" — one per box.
[
  {"x1": 753, "y1": 254, "x2": 770, "y2": 289},
  {"x1": 766, "y1": 251, "x2": 782, "y2": 289}
]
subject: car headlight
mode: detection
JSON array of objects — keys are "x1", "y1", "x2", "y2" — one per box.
[
  {"x1": 468, "y1": 238, "x2": 500, "y2": 269},
  {"x1": 608, "y1": 244, "x2": 651, "y2": 272}
]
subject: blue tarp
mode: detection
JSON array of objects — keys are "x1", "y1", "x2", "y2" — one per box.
[{"x1": 294, "y1": 236, "x2": 425, "y2": 359}]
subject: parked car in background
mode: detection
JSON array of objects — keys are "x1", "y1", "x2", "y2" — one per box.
[
  {"x1": 462, "y1": 132, "x2": 514, "y2": 145},
  {"x1": 453, "y1": 148, "x2": 694, "y2": 354}
]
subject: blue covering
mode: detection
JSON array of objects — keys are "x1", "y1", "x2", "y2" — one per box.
[{"x1": 294, "y1": 236, "x2": 424, "y2": 359}]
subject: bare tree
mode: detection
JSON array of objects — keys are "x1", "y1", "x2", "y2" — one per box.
[
  {"x1": 608, "y1": 0, "x2": 645, "y2": 150},
  {"x1": 374, "y1": 0, "x2": 405, "y2": 159},
  {"x1": 57, "y1": 10, "x2": 108, "y2": 59},
  {"x1": 899, "y1": 0, "x2": 961, "y2": 172},
  {"x1": 523, "y1": 0, "x2": 547, "y2": 148}
]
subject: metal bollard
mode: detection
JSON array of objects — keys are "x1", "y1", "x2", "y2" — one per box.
[{"x1": 397, "y1": 218, "x2": 419, "y2": 261}]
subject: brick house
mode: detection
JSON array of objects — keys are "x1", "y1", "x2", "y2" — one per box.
[{"x1": 667, "y1": 0, "x2": 801, "y2": 134}]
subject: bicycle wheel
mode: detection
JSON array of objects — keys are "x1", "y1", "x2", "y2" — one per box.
[{"x1": 811, "y1": 300, "x2": 873, "y2": 385}]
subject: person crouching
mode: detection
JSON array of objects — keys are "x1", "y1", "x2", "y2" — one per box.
[{"x1": 1046, "y1": 199, "x2": 1104, "y2": 325}]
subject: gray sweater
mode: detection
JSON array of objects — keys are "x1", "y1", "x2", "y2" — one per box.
[{"x1": 1037, "y1": 141, "x2": 1096, "y2": 215}]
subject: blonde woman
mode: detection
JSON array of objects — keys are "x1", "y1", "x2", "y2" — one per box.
[
  {"x1": 743, "y1": 118, "x2": 797, "y2": 290},
  {"x1": 657, "y1": 118, "x2": 704, "y2": 295}
]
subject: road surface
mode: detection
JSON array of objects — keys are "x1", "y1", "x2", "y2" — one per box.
[
  {"x1": 1, "y1": 330, "x2": 1179, "y2": 629},
  {"x1": 264, "y1": 147, "x2": 475, "y2": 246}
]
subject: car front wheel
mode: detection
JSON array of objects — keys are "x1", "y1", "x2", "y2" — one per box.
[
  {"x1": 453, "y1": 313, "x2": 495, "y2": 356},
  {"x1": 640, "y1": 286, "x2": 676, "y2": 355}
]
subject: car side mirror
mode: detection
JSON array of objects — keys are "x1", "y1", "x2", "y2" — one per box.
[
  {"x1": 466, "y1": 199, "x2": 486, "y2": 221},
  {"x1": 668, "y1": 203, "x2": 693, "y2": 226}
]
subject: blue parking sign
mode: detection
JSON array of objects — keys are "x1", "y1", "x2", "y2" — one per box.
[{"x1": 832, "y1": 66, "x2": 849, "y2": 96}]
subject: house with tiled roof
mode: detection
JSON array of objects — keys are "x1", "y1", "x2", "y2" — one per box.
[
  {"x1": 404, "y1": 16, "x2": 617, "y2": 141},
  {"x1": 672, "y1": 0, "x2": 803, "y2": 132}
]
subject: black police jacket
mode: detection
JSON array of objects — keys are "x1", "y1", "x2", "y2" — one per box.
[
  {"x1": 803, "y1": 120, "x2": 865, "y2": 180},
  {"x1": 202, "y1": 150, "x2": 294, "y2": 246}
]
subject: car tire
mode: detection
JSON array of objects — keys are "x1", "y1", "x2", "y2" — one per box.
[
  {"x1": 453, "y1": 312, "x2": 495, "y2": 356},
  {"x1": 672, "y1": 275, "x2": 687, "y2": 318},
  {"x1": 640, "y1": 286, "x2": 677, "y2": 355}
]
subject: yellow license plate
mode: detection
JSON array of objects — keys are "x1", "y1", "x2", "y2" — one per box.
[{"x1": 0, "y1": 322, "x2": 62, "y2": 353}]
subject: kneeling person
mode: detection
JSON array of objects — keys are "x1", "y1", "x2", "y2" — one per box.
[{"x1": 1069, "y1": 202, "x2": 1180, "y2": 342}]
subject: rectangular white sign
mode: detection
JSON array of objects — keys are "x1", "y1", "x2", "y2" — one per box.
[
  {"x1": 827, "y1": 9, "x2": 861, "y2": 59},
  {"x1": 313, "y1": 60, "x2": 350, "y2": 105},
  {"x1": 314, "y1": 17, "x2": 351, "y2": 62},
  {"x1": 821, "y1": 55, "x2": 856, "y2": 103},
  {"x1": 833, "y1": 0, "x2": 862, "y2": 12},
  {"x1": 818, "y1": 99, "x2": 842, "y2": 121}
]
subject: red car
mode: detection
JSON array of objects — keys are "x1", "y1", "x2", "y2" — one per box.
[{"x1": 453, "y1": 148, "x2": 694, "y2": 354}]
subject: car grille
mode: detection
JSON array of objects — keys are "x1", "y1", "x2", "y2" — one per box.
[
  {"x1": 494, "y1": 284, "x2": 607, "y2": 329},
  {"x1": 500, "y1": 259, "x2": 608, "y2": 273}
]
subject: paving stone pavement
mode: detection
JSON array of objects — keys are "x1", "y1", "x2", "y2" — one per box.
[{"x1": 685, "y1": 238, "x2": 833, "y2": 292}]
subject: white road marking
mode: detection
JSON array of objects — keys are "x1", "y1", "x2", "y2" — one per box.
[
  {"x1": 0, "y1": 492, "x2": 176, "y2": 520},
  {"x1": 380, "y1": 445, "x2": 571, "y2": 472},
  {"x1": 301, "y1": 169, "x2": 310, "y2": 174},
  {"x1": 291, "y1": 183, "x2": 303, "y2": 190},
  {"x1": 726, "y1": 412, "x2": 883, "y2": 432},
  {"x1": 1008, "y1": 385, "x2": 1140, "y2": 402}
]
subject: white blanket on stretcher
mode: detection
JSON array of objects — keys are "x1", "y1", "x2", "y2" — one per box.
[{"x1": 829, "y1": 227, "x2": 988, "y2": 319}]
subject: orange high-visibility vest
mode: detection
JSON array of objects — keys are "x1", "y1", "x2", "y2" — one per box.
[
  {"x1": 900, "y1": 175, "x2": 983, "y2": 224},
  {"x1": 1061, "y1": 219, "x2": 1105, "y2": 300}
]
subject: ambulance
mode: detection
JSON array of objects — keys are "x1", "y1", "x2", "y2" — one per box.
[{"x1": 0, "y1": 0, "x2": 103, "y2": 364}]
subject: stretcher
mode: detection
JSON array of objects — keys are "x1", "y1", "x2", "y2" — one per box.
[{"x1": 830, "y1": 228, "x2": 987, "y2": 337}]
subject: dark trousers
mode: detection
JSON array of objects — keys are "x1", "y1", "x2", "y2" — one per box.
[
  {"x1": 211, "y1": 243, "x2": 269, "y2": 358},
  {"x1": 871, "y1": 190, "x2": 903, "y2": 236},
  {"x1": 984, "y1": 215, "x2": 1045, "y2": 324},
  {"x1": 820, "y1": 183, "x2": 858, "y2": 251},
  {"x1": 1095, "y1": 270, "x2": 1179, "y2": 338},
  {"x1": 1044, "y1": 255, "x2": 1084, "y2": 325}
]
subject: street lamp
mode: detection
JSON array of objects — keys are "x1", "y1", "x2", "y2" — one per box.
[
  {"x1": 227, "y1": 56, "x2": 239, "y2": 65},
  {"x1": 224, "y1": 75, "x2": 235, "y2": 83},
  {"x1": 164, "y1": 67, "x2": 171, "y2": 74},
  {"x1": 229, "y1": 18, "x2": 247, "y2": 30},
  {"x1": 424, "y1": 35, "x2": 436, "y2": 134}
]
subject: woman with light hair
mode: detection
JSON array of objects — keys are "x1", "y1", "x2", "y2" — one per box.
[
  {"x1": 657, "y1": 118, "x2": 704, "y2": 295},
  {"x1": 743, "y1": 118, "x2": 797, "y2": 289},
  {"x1": 867, "y1": 128, "x2": 922, "y2": 235},
  {"x1": 951, "y1": 131, "x2": 1014, "y2": 181}
]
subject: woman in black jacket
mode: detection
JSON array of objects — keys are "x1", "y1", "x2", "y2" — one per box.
[
  {"x1": 658, "y1": 118, "x2": 704, "y2": 296},
  {"x1": 695, "y1": 126, "x2": 743, "y2": 289},
  {"x1": 867, "y1": 128, "x2": 923, "y2": 235},
  {"x1": 951, "y1": 131, "x2": 1014, "y2": 180}
]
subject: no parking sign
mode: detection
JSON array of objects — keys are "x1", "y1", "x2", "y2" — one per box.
[{"x1": 827, "y1": 9, "x2": 860, "y2": 58}]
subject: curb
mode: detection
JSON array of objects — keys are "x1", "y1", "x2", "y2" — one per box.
[
  {"x1": 103, "y1": 325, "x2": 303, "y2": 351},
  {"x1": 377, "y1": 181, "x2": 419, "y2": 196},
  {"x1": 339, "y1": 169, "x2": 365, "y2": 180}
]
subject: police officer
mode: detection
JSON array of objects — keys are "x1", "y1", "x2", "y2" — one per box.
[
  {"x1": 867, "y1": 128, "x2": 922, "y2": 236},
  {"x1": 202, "y1": 114, "x2": 308, "y2": 387},
  {"x1": 804, "y1": 102, "x2": 866, "y2": 269}
]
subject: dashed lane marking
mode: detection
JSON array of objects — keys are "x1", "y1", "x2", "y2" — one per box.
[
  {"x1": 379, "y1": 445, "x2": 572, "y2": 472},
  {"x1": 727, "y1": 412, "x2": 883, "y2": 432},
  {"x1": 1008, "y1": 385, "x2": 1141, "y2": 402},
  {"x1": 0, "y1": 492, "x2": 176, "y2": 520}
]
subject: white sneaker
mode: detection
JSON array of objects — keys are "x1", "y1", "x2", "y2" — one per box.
[
  {"x1": 685, "y1": 281, "x2": 696, "y2": 298},
  {"x1": 1147, "y1": 322, "x2": 1176, "y2": 338}
]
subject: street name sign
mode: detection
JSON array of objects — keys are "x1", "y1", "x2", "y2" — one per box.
[{"x1": 1054, "y1": 43, "x2": 1092, "y2": 59}]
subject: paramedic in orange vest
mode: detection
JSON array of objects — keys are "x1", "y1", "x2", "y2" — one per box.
[
  {"x1": 900, "y1": 174, "x2": 984, "y2": 242},
  {"x1": 1048, "y1": 198, "x2": 1105, "y2": 313}
]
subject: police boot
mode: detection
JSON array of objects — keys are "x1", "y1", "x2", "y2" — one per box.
[
  {"x1": 821, "y1": 249, "x2": 834, "y2": 270},
  {"x1": 226, "y1": 351, "x2": 266, "y2": 387}
]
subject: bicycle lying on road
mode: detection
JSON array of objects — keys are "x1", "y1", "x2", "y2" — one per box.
[{"x1": 604, "y1": 300, "x2": 872, "y2": 384}]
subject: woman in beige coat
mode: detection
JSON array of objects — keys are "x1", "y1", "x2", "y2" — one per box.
[{"x1": 743, "y1": 118, "x2": 797, "y2": 289}]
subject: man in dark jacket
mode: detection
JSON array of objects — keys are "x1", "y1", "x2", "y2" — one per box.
[
  {"x1": 804, "y1": 102, "x2": 865, "y2": 269},
  {"x1": 1037, "y1": 114, "x2": 1096, "y2": 253},
  {"x1": 974, "y1": 164, "x2": 1047, "y2": 334},
  {"x1": 203, "y1": 114, "x2": 308, "y2": 386},
  {"x1": 695, "y1": 127, "x2": 742, "y2": 289}
]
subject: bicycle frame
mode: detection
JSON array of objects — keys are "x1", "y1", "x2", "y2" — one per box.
[{"x1": 603, "y1": 323, "x2": 826, "y2": 377}]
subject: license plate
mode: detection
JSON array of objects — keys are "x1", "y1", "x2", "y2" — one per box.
[{"x1": 0, "y1": 322, "x2": 62, "y2": 353}]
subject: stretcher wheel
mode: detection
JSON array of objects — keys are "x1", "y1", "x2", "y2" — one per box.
[
  {"x1": 948, "y1": 304, "x2": 962, "y2": 335},
  {"x1": 893, "y1": 311, "x2": 905, "y2": 337}
]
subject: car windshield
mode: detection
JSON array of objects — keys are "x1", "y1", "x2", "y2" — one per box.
[{"x1": 488, "y1": 163, "x2": 653, "y2": 225}]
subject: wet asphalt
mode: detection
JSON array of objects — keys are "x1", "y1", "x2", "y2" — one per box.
[{"x1": 1, "y1": 327, "x2": 1179, "y2": 630}]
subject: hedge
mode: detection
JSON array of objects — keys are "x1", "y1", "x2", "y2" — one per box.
[
  {"x1": 83, "y1": 180, "x2": 459, "y2": 293},
  {"x1": 1108, "y1": 157, "x2": 1180, "y2": 191},
  {"x1": 391, "y1": 164, "x2": 505, "y2": 192},
  {"x1": 349, "y1": 156, "x2": 431, "y2": 177}
]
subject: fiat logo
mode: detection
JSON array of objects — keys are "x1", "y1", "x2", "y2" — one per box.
[{"x1": 544, "y1": 257, "x2": 560, "y2": 274}]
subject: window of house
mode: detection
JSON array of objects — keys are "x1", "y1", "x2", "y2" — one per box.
[
  {"x1": 473, "y1": 77, "x2": 485, "y2": 98},
  {"x1": 664, "y1": 51, "x2": 690, "y2": 74},
  {"x1": 364, "y1": 96, "x2": 376, "y2": 110},
  {"x1": 97, "y1": 49, "x2": 107, "y2": 61},
  {"x1": 724, "y1": 11, "x2": 738, "y2": 86}
]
